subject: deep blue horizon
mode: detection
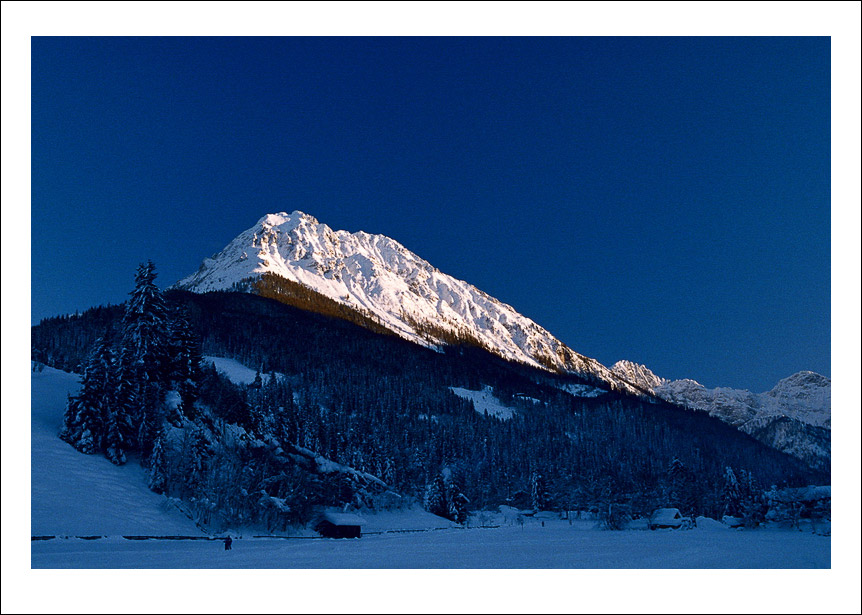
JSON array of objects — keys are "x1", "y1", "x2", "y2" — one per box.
[{"x1": 31, "y1": 36, "x2": 830, "y2": 392}]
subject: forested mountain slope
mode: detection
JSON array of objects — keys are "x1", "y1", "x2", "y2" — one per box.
[{"x1": 33, "y1": 287, "x2": 824, "y2": 528}]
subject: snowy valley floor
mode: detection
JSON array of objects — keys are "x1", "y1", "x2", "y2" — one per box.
[{"x1": 31, "y1": 525, "x2": 829, "y2": 569}]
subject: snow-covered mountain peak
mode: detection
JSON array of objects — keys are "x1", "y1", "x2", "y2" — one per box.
[
  {"x1": 768, "y1": 371, "x2": 831, "y2": 397},
  {"x1": 610, "y1": 360, "x2": 669, "y2": 393},
  {"x1": 762, "y1": 371, "x2": 831, "y2": 427},
  {"x1": 175, "y1": 212, "x2": 646, "y2": 396}
]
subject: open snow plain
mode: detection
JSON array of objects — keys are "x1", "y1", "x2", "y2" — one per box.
[{"x1": 32, "y1": 524, "x2": 829, "y2": 569}]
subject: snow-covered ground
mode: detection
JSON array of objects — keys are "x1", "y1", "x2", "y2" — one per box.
[
  {"x1": 203, "y1": 355, "x2": 282, "y2": 386},
  {"x1": 30, "y1": 364, "x2": 203, "y2": 536},
  {"x1": 449, "y1": 386, "x2": 516, "y2": 419},
  {"x1": 31, "y1": 523, "x2": 830, "y2": 568}
]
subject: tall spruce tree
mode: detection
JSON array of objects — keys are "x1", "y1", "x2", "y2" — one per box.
[
  {"x1": 530, "y1": 470, "x2": 547, "y2": 512},
  {"x1": 148, "y1": 426, "x2": 168, "y2": 494},
  {"x1": 741, "y1": 470, "x2": 765, "y2": 527},
  {"x1": 424, "y1": 473, "x2": 447, "y2": 518},
  {"x1": 103, "y1": 401, "x2": 127, "y2": 465},
  {"x1": 722, "y1": 466, "x2": 742, "y2": 517},
  {"x1": 667, "y1": 456, "x2": 699, "y2": 517},
  {"x1": 169, "y1": 304, "x2": 202, "y2": 423},
  {"x1": 118, "y1": 261, "x2": 171, "y2": 456},
  {"x1": 60, "y1": 337, "x2": 113, "y2": 454},
  {"x1": 444, "y1": 471, "x2": 469, "y2": 524}
]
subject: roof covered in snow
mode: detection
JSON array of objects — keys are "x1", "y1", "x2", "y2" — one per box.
[
  {"x1": 319, "y1": 512, "x2": 365, "y2": 526},
  {"x1": 650, "y1": 508, "x2": 683, "y2": 524}
]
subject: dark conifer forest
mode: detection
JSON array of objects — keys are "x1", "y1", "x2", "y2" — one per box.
[{"x1": 31, "y1": 266, "x2": 826, "y2": 531}]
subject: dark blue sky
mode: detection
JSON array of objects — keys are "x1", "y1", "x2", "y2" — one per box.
[{"x1": 31, "y1": 36, "x2": 830, "y2": 392}]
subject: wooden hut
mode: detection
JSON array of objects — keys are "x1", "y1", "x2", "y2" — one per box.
[
  {"x1": 313, "y1": 512, "x2": 365, "y2": 539},
  {"x1": 649, "y1": 508, "x2": 686, "y2": 530}
]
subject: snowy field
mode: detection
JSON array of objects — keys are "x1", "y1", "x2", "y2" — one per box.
[
  {"x1": 31, "y1": 525, "x2": 829, "y2": 569},
  {"x1": 449, "y1": 385, "x2": 517, "y2": 419},
  {"x1": 203, "y1": 355, "x2": 282, "y2": 385}
]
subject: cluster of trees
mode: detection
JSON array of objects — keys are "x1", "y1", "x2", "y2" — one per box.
[
  {"x1": 35, "y1": 278, "x2": 827, "y2": 531},
  {"x1": 423, "y1": 469, "x2": 469, "y2": 524},
  {"x1": 762, "y1": 485, "x2": 830, "y2": 530},
  {"x1": 720, "y1": 465, "x2": 770, "y2": 527},
  {"x1": 154, "y1": 421, "x2": 384, "y2": 531},
  {"x1": 49, "y1": 264, "x2": 401, "y2": 529},
  {"x1": 59, "y1": 261, "x2": 202, "y2": 471}
]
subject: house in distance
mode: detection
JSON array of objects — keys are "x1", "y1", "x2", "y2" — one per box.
[
  {"x1": 649, "y1": 508, "x2": 690, "y2": 530},
  {"x1": 313, "y1": 512, "x2": 365, "y2": 539}
]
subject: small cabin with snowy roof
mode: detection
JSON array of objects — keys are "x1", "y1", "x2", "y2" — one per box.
[
  {"x1": 313, "y1": 512, "x2": 365, "y2": 539},
  {"x1": 649, "y1": 508, "x2": 685, "y2": 530}
]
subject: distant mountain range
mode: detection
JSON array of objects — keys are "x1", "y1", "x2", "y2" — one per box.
[{"x1": 611, "y1": 361, "x2": 830, "y2": 471}]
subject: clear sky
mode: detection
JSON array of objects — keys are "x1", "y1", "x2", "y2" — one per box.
[{"x1": 31, "y1": 36, "x2": 830, "y2": 392}]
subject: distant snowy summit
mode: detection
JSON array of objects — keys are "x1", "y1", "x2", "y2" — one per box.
[
  {"x1": 175, "y1": 211, "x2": 646, "y2": 396},
  {"x1": 611, "y1": 360, "x2": 831, "y2": 470},
  {"x1": 610, "y1": 361, "x2": 830, "y2": 428}
]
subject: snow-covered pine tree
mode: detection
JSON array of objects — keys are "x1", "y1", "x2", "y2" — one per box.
[
  {"x1": 114, "y1": 345, "x2": 140, "y2": 452},
  {"x1": 722, "y1": 466, "x2": 742, "y2": 517},
  {"x1": 148, "y1": 427, "x2": 168, "y2": 494},
  {"x1": 169, "y1": 304, "x2": 202, "y2": 422},
  {"x1": 423, "y1": 473, "x2": 447, "y2": 518},
  {"x1": 60, "y1": 395, "x2": 100, "y2": 454},
  {"x1": 444, "y1": 472, "x2": 470, "y2": 524},
  {"x1": 530, "y1": 470, "x2": 547, "y2": 512},
  {"x1": 123, "y1": 261, "x2": 170, "y2": 379},
  {"x1": 383, "y1": 455, "x2": 396, "y2": 488},
  {"x1": 667, "y1": 456, "x2": 698, "y2": 515},
  {"x1": 103, "y1": 403, "x2": 127, "y2": 465},
  {"x1": 59, "y1": 337, "x2": 112, "y2": 454},
  {"x1": 741, "y1": 470, "x2": 765, "y2": 527},
  {"x1": 118, "y1": 261, "x2": 171, "y2": 455},
  {"x1": 182, "y1": 427, "x2": 209, "y2": 499},
  {"x1": 668, "y1": 456, "x2": 686, "y2": 484}
]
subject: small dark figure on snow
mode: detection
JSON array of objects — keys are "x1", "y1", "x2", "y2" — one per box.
[{"x1": 224, "y1": 536, "x2": 232, "y2": 551}]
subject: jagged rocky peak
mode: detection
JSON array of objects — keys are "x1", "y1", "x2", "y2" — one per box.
[
  {"x1": 174, "y1": 211, "x2": 647, "y2": 396},
  {"x1": 767, "y1": 371, "x2": 831, "y2": 399},
  {"x1": 760, "y1": 371, "x2": 831, "y2": 429},
  {"x1": 610, "y1": 360, "x2": 668, "y2": 392},
  {"x1": 260, "y1": 210, "x2": 319, "y2": 226}
]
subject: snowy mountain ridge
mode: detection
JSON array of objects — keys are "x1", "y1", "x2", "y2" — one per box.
[
  {"x1": 175, "y1": 212, "x2": 647, "y2": 396},
  {"x1": 610, "y1": 361, "x2": 831, "y2": 429},
  {"x1": 610, "y1": 361, "x2": 831, "y2": 470}
]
